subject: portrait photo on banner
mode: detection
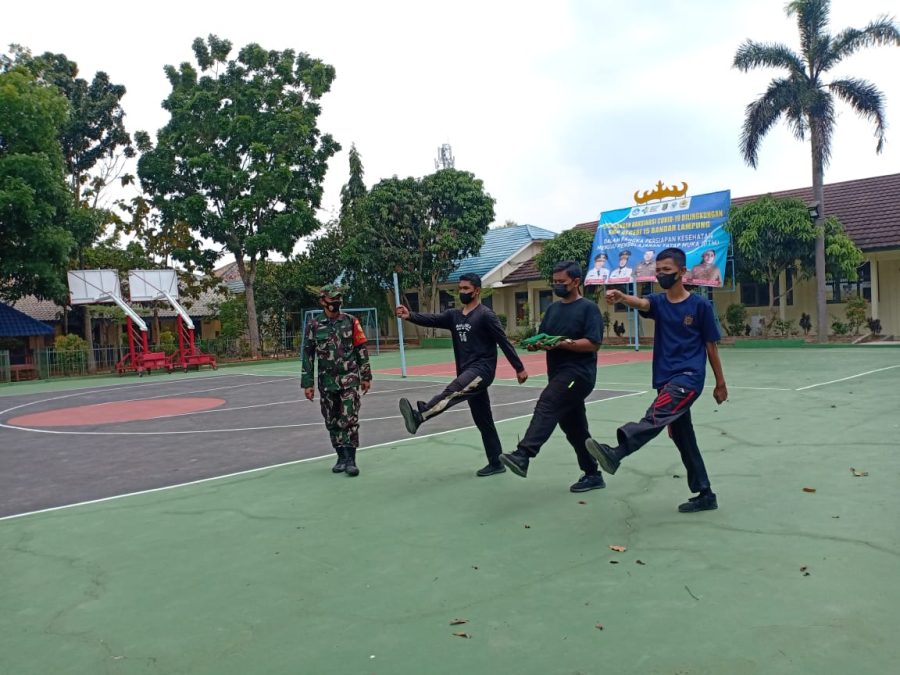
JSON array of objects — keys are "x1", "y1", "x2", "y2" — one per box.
[{"x1": 586, "y1": 190, "x2": 731, "y2": 288}]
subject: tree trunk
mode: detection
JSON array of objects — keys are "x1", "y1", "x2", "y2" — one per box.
[
  {"x1": 235, "y1": 256, "x2": 261, "y2": 358},
  {"x1": 767, "y1": 278, "x2": 776, "y2": 335},
  {"x1": 153, "y1": 308, "x2": 161, "y2": 346},
  {"x1": 810, "y1": 126, "x2": 828, "y2": 343},
  {"x1": 83, "y1": 306, "x2": 96, "y2": 372}
]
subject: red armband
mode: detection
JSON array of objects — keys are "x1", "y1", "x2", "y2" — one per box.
[{"x1": 351, "y1": 318, "x2": 367, "y2": 347}]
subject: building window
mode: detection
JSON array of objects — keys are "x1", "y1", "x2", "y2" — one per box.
[
  {"x1": 439, "y1": 290, "x2": 455, "y2": 312},
  {"x1": 827, "y1": 262, "x2": 871, "y2": 303},
  {"x1": 740, "y1": 272, "x2": 793, "y2": 307},
  {"x1": 481, "y1": 294, "x2": 493, "y2": 310},
  {"x1": 405, "y1": 292, "x2": 420, "y2": 312},
  {"x1": 514, "y1": 292, "x2": 528, "y2": 322},
  {"x1": 538, "y1": 290, "x2": 553, "y2": 317}
]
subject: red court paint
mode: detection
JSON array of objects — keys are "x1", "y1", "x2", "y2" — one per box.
[
  {"x1": 374, "y1": 349, "x2": 653, "y2": 378},
  {"x1": 8, "y1": 397, "x2": 226, "y2": 428}
]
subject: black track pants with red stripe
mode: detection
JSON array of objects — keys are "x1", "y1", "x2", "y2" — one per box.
[{"x1": 614, "y1": 381, "x2": 711, "y2": 493}]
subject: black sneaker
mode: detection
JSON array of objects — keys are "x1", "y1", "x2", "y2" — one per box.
[
  {"x1": 678, "y1": 492, "x2": 718, "y2": 513},
  {"x1": 569, "y1": 473, "x2": 606, "y2": 493},
  {"x1": 475, "y1": 463, "x2": 506, "y2": 477},
  {"x1": 499, "y1": 451, "x2": 529, "y2": 477},
  {"x1": 585, "y1": 438, "x2": 620, "y2": 475},
  {"x1": 399, "y1": 398, "x2": 422, "y2": 434}
]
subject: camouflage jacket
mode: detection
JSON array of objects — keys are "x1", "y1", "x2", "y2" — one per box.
[{"x1": 301, "y1": 313, "x2": 372, "y2": 391}]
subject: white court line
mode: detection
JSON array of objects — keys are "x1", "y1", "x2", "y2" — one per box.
[
  {"x1": 795, "y1": 365, "x2": 900, "y2": 391},
  {"x1": 84, "y1": 383, "x2": 454, "y2": 424},
  {"x1": 0, "y1": 390, "x2": 647, "y2": 522}
]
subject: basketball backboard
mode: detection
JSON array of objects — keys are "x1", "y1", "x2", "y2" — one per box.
[
  {"x1": 128, "y1": 269, "x2": 179, "y2": 302},
  {"x1": 67, "y1": 270, "x2": 122, "y2": 305}
]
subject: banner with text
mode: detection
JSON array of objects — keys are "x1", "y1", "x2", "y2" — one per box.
[{"x1": 585, "y1": 190, "x2": 731, "y2": 287}]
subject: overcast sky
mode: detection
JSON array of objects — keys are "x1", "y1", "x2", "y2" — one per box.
[{"x1": 5, "y1": 0, "x2": 900, "y2": 237}]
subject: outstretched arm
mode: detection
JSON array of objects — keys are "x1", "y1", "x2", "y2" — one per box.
[
  {"x1": 395, "y1": 305, "x2": 453, "y2": 329},
  {"x1": 605, "y1": 288, "x2": 650, "y2": 312}
]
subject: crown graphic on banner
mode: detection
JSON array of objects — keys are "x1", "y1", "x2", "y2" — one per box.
[{"x1": 633, "y1": 181, "x2": 689, "y2": 204}]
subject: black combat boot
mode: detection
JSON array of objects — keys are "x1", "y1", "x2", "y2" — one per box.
[
  {"x1": 331, "y1": 448, "x2": 347, "y2": 473},
  {"x1": 344, "y1": 447, "x2": 360, "y2": 477}
]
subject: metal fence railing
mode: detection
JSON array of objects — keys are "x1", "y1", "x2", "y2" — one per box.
[{"x1": 5, "y1": 328, "x2": 396, "y2": 383}]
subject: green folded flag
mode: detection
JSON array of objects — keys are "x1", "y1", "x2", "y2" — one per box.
[{"x1": 520, "y1": 333, "x2": 567, "y2": 347}]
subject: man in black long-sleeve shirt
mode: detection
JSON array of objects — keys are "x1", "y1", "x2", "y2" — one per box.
[{"x1": 395, "y1": 273, "x2": 528, "y2": 476}]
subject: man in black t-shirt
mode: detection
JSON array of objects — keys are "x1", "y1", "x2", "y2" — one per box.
[
  {"x1": 395, "y1": 273, "x2": 528, "y2": 476},
  {"x1": 499, "y1": 261, "x2": 607, "y2": 492}
]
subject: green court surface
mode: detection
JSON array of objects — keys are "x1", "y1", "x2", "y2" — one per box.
[{"x1": 2, "y1": 348, "x2": 899, "y2": 674}]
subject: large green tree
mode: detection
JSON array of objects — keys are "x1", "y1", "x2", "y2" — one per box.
[
  {"x1": 534, "y1": 228, "x2": 592, "y2": 281},
  {"x1": 136, "y1": 35, "x2": 340, "y2": 357},
  {"x1": 733, "y1": 0, "x2": 899, "y2": 342},
  {"x1": 0, "y1": 68, "x2": 73, "y2": 302},
  {"x1": 349, "y1": 168, "x2": 495, "y2": 315},
  {"x1": 3, "y1": 45, "x2": 135, "y2": 370},
  {"x1": 727, "y1": 195, "x2": 862, "y2": 329}
]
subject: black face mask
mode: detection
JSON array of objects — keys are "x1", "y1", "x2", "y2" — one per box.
[
  {"x1": 553, "y1": 283, "x2": 570, "y2": 298},
  {"x1": 325, "y1": 300, "x2": 342, "y2": 313},
  {"x1": 459, "y1": 291, "x2": 475, "y2": 305},
  {"x1": 656, "y1": 273, "x2": 678, "y2": 290}
]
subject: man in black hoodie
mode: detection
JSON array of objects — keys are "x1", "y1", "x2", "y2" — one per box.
[{"x1": 396, "y1": 273, "x2": 528, "y2": 476}]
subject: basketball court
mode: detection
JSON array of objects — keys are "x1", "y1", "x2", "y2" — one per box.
[{"x1": 1, "y1": 347, "x2": 899, "y2": 674}]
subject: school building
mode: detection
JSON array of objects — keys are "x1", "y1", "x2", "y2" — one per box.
[{"x1": 396, "y1": 172, "x2": 900, "y2": 340}]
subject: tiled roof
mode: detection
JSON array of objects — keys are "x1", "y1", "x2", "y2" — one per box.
[
  {"x1": 502, "y1": 173, "x2": 900, "y2": 282},
  {"x1": 502, "y1": 257, "x2": 541, "y2": 283},
  {"x1": 0, "y1": 302, "x2": 55, "y2": 337},
  {"x1": 11, "y1": 296, "x2": 64, "y2": 322},
  {"x1": 11, "y1": 284, "x2": 227, "y2": 323},
  {"x1": 446, "y1": 224, "x2": 555, "y2": 282},
  {"x1": 731, "y1": 173, "x2": 900, "y2": 251}
]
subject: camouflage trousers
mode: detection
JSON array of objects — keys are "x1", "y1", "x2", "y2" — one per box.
[{"x1": 319, "y1": 387, "x2": 361, "y2": 449}]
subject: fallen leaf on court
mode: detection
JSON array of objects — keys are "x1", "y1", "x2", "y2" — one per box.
[
  {"x1": 452, "y1": 632, "x2": 471, "y2": 639},
  {"x1": 524, "y1": 524, "x2": 531, "y2": 529},
  {"x1": 802, "y1": 487, "x2": 817, "y2": 493},
  {"x1": 672, "y1": 474, "x2": 681, "y2": 478},
  {"x1": 450, "y1": 619, "x2": 468, "y2": 626},
  {"x1": 577, "y1": 500, "x2": 587, "y2": 505},
  {"x1": 850, "y1": 467, "x2": 869, "y2": 477},
  {"x1": 595, "y1": 624, "x2": 604, "y2": 630},
  {"x1": 472, "y1": 565, "x2": 479, "y2": 570},
  {"x1": 800, "y1": 566, "x2": 808, "y2": 572},
  {"x1": 609, "y1": 560, "x2": 619, "y2": 564},
  {"x1": 609, "y1": 545, "x2": 627, "y2": 552},
  {"x1": 636, "y1": 560, "x2": 646, "y2": 565}
]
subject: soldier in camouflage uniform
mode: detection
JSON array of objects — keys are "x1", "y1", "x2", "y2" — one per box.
[{"x1": 301, "y1": 283, "x2": 372, "y2": 477}]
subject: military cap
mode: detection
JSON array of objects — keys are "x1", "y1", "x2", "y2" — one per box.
[{"x1": 319, "y1": 282, "x2": 348, "y2": 298}]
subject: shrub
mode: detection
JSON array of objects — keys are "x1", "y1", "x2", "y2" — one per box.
[
  {"x1": 772, "y1": 319, "x2": 795, "y2": 338},
  {"x1": 158, "y1": 330, "x2": 177, "y2": 356},
  {"x1": 724, "y1": 303, "x2": 748, "y2": 337},
  {"x1": 830, "y1": 318, "x2": 849, "y2": 336},
  {"x1": 844, "y1": 295, "x2": 867, "y2": 335}
]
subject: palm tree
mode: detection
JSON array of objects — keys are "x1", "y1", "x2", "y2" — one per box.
[{"x1": 733, "y1": 0, "x2": 899, "y2": 343}]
